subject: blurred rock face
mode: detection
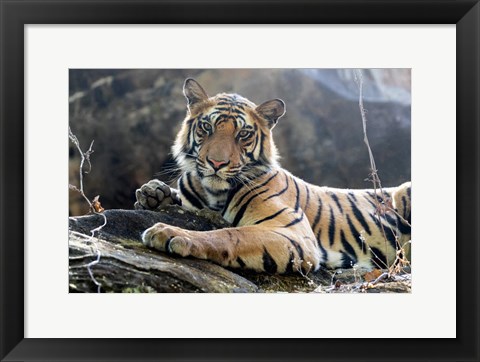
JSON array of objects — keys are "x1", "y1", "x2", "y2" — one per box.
[{"x1": 69, "y1": 69, "x2": 411, "y2": 215}]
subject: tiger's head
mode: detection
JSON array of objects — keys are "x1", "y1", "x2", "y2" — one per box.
[{"x1": 173, "y1": 78, "x2": 286, "y2": 192}]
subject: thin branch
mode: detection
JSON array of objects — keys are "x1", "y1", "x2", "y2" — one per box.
[
  {"x1": 354, "y1": 69, "x2": 410, "y2": 274},
  {"x1": 68, "y1": 126, "x2": 95, "y2": 213},
  {"x1": 69, "y1": 126, "x2": 106, "y2": 293},
  {"x1": 354, "y1": 69, "x2": 392, "y2": 266}
]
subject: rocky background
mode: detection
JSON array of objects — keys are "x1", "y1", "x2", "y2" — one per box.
[{"x1": 69, "y1": 69, "x2": 411, "y2": 215}]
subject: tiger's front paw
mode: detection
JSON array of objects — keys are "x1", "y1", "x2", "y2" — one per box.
[
  {"x1": 134, "y1": 179, "x2": 181, "y2": 211},
  {"x1": 142, "y1": 223, "x2": 193, "y2": 257}
]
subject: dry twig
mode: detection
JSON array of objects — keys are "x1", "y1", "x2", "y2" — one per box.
[
  {"x1": 353, "y1": 70, "x2": 410, "y2": 275},
  {"x1": 68, "y1": 126, "x2": 106, "y2": 292}
]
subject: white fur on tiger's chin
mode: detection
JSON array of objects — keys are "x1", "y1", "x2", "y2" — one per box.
[{"x1": 201, "y1": 174, "x2": 231, "y2": 192}]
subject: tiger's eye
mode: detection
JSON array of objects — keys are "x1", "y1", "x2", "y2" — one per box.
[
  {"x1": 239, "y1": 130, "x2": 251, "y2": 138},
  {"x1": 202, "y1": 122, "x2": 212, "y2": 132}
]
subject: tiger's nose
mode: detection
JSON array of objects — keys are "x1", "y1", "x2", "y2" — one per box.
[{"x1": 207, "y1": 157, "x2": 230, "y2": 171}]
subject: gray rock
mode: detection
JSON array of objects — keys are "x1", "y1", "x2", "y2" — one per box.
[{"x1": 69, "y1": 207, "x2": 257, "y2": 293}]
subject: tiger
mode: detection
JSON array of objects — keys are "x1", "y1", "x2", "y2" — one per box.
[{"x1": 134, "y1": 78, "x2": 411, "y2": 274}]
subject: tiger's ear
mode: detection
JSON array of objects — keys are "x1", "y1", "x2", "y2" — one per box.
[
  {"x1": 183, "y1": 78, "x2": 209, "y2": 107},
  {"x1": 255, "y1": 99, "x2": 286, "y2": 129}
]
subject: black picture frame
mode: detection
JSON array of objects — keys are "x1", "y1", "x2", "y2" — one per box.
[{"x1": 1, "y1": 1, "x2": 479, "y2": 361}]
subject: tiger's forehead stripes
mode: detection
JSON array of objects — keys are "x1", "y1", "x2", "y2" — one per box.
[
  {"x1": 215, "y1": 93, "x2": 253, "y2": 108},
  {"x1": 201, "y1": 93, "x2": 258, "y2": 131},
  {"x1": 213, "y1": 93, "x2": 255, "y2": 122},
  {"x1": 213, "y1": 114, "x2": 242, "y2": 129}
]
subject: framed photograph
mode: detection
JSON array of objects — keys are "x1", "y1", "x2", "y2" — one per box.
[
  {"x1": 68, "y1": 67, "x2": 413, "y2": 294},
  {"x1": 1, "y1": 1, "x2": 478, "y2": 361}
]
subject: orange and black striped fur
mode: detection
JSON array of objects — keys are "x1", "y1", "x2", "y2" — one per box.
[{"x1": 136, "y1": 79, "x2": 411, "y2": 274}]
